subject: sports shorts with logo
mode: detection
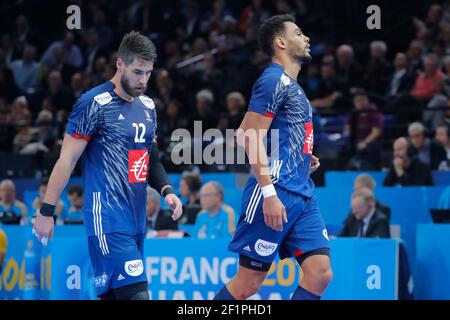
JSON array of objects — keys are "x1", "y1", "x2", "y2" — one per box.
[
  {"x1": 88, "y1": 232, "x2": 147, "y2": 296},
  {"x1": 228, "y1": 181, "x2": 330, "y2": 264}
]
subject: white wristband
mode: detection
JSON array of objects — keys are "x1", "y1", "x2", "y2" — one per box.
[{"x1": 261, "y1": 184, "x2": 277, "y2": 198}]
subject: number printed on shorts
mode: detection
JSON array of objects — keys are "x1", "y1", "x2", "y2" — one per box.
[{"x1": 132, "y1": 122, "x2": 146, "y2": 143}]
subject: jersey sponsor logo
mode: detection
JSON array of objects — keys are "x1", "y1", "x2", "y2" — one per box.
[
  {"x1": 255, "y1": 239, "x2": 278, "y2": 257},
  {"x1": 95, "y1": 272, "x2": 108, "y2": 288},
  {"x1": 139, "y1": 95, "x2": 155, "y2": 109},
  {"x1": 125, "y1": 259, "x2": 144, "y2": 277},
  {"x1": 94, "y1": 92, "x2": 112, "y2": 105},
  {"x1": 302, "y1": 122, "x2": 314, "y2": 155},
  {"x1": 144, "y1": 110, "x2": 152, "y2": 122},
  {"x1": 128, "y1": 150, "x2": 149, "y2": 183}
]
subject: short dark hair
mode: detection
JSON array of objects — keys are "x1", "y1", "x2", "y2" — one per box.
[
  {"x1": 117, "y1": 31, "x2": 157, "y2": 65},
  {"x1": 352, "y1": 88, "x2": 368, "y2": 98},
  {"x1": 258, "y1": 14, "x2": 296, "y2": 57},
  {"x1": 68, "y1": 184, "x2": 83, "y2": 197},
  {"x1": 182, "y1": 172, "x2": 202, "y2": 193}
]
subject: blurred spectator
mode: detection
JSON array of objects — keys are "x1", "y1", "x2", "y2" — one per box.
[
  {"x1": 70, "y1": 72, "x2": 85, "y2": 99},
  {"x1": 435, "y1": 124, "x2": 450, "y2": 158},
  {"x1": 435, "y1": 124, "x2": 450, "y2": 170},
  {"x1": 411, "y1": 54, "x2": 445, "y2": 100},
  {"x1": 157, "y1": 99, "x2": 189, "y2": 148},
  {"x1": 41, "y1": 31, "x2": 83, "y2": 71},
  {"x1": 339, "y1": 187, "x2": 390, "y2": 238},
  {"x1": 9, "y1": 45, "x2": 41, "y2": 94},
  {"x1": 0, "y1": 226, "x2": 6, "y2": 273},
  {"x1": 191, "y1": 89, "x2": 217, "y2": 130},
  {"x1": 0, "y1": 179, "x2": 27, "y2": 225},
  {"x1": 82, "y1": 29, "x2": 107, "y2": 74},
  {"x1": 193, "y1": 182, "x2": 235, "y2": 239},
  {"x1": 0, "y1": 106, "x2": 15, "y2": 152},
  {"x1": 386, "y1": 52, "x2": 415, "y2": 98},
  {"x1": 0, "y1": 49, "x2": 20, "y2": 102},
  {"x1": 217, "y1": 91, "x2": 246, "y2": 132},
  {"x1": 383, "y1": 137, "x2": 434, "y2": 186},
  {"x1": 239, "y1": 0, "x2": 270, "y2": 32},
  {"x1": 13, "y1": 118, "x2": 33, "y2": 154},
  {"x1": 32, "y1": 177, "x2": 64, "y2": 219},
  {"x1": 91, "y1": 10, "x2": 113, "y2": 50},
  {"x1": 146, "y1": 187, "x2": 178, "y2": 232},
  {"x1": 406, "y1": 39, "x2": 424, "y2": 73},
  {"x1": 44, "y1": 70, "x2": 75, "y2": 113},
  {"x1": 344, "y1": 88, "x2": 383, "y2": 169},
  {"x1": 310, "y1": 62, "x2": 347, "y2": 113},
  {"x1": 353, "y1": 173, "x2": 391, "y2": 219},
  {"x1": 64, "y1": 184, "x2": 84, "y2": 224},
  {"x1": 335, "y1": 44, "x2": 363, "y2": 88},
  {"x1": 179, "y1": 172, "x2": 202, "y2": 206},
  {"x1": 408, "y1": 122, "x2": 447, "y2": 170},
  {"x1": 364, "y1": 41, "x2": 392, "y2": 95},
  {"x1": 179, "y1": 1, "x2": 202, "y2": 44}
]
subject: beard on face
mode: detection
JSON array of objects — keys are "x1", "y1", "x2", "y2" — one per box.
[{"x1": 121, "y1": 73, "x2": 145, "y2": 97}]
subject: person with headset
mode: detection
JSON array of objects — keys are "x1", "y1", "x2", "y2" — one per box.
[{"x1": 383, "y1": 137, "x2": 434, "y2": 186}]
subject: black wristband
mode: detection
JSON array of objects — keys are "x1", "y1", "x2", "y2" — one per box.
[
  {"x1": 40, "y1": 203, "x2": 55, "y2": 217},
  {"x1": 161, "y1": 186, "x2": 175, "y2": 198}
]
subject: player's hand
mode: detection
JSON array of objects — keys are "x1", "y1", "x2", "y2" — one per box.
[
  {"x1": 165, "y1": 194, "x2": 183, "y2": 221},
  {"x1": 310, "y1": 155, "x2": 320, "y2": 173},
  {"x1": 263, "y1": 195, "x2": 287, "y2": 232},
  {"x1": 32, "y1": 212, "x2": 55, "y2": 246}
]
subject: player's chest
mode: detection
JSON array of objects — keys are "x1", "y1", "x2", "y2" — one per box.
[
  {"x1": 282, "y1": 86, "x2": 312, "y2": 122},
  {"x1": 102, "y1": 104, "x2": 156, "y2": 147}
]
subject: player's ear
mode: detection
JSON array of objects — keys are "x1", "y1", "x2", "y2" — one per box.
[
  {"x1": 275, "y1": 36, "x2": 286, "y2": 50},
  {"x1": 116, "y1": 57, "x2": 124, "y2": 71}
]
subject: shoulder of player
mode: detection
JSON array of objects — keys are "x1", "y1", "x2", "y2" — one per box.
[
  {"x1": 257, "y1": 67, "x2": 292, "y2": 91},
  {"x1": 78, "y1": 82, "x2": 115, "y2": 108},
  {"x1": 137, "y1": 94, "x2": 156, "y2": 110}
]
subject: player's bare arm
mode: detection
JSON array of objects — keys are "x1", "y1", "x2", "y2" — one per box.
[
  {"x1": 237, "y1": 111, "x2": 287, "y2": 232},
  {"x1": 33, "y1": 134, "x2": 88, "y2": 244}
]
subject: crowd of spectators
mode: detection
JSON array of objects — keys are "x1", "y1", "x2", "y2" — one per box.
[{"x1": 0, "y1": 0, "x2": 449, "y2": 179}]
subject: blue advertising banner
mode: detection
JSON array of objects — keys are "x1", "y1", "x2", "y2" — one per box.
[
  {"x1": 0, "y1": 226, "x2": 398, "y2": 300},
  {"x1": 416, "y1": 223, "x2": 450, "y2": 300}
]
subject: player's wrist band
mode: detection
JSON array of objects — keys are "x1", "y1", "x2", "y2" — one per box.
[
  {"x1": 40, "y1": 203, "x2": 55, "y2": 217},
  {"x1": 161, "y1": 186, "x2": 175, "y2": 198},
  {"x1": 261, "y1": 184, "x2": 277, "y2": 198}
]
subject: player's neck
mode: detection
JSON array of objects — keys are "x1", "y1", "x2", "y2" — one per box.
[
  {"x1": 110, "y1": 74, "x2": 134, "y2": 102},
  {"x1": 272, "y1": 56, "x2": 301, "y2": 79}
]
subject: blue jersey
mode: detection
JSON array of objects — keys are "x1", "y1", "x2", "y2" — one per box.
[
  {"x1": 66, "y1": 81, "x2": 157, "y2": 239},
  {"x1": 248, "y1": 62, "x2": 315, "y2": 198}
]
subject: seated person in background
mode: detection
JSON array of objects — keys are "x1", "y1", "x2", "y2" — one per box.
[
  {"x1": 177, "y1": 171, "x2": 202, "y2": 224},
  {"x1": 353, "y1": 173, "x2": 391, "y2": 220},
  {"x1": 0, "y1": 179, "x2": 27, "y2": 225},
  {"x1": 32, "y1": 177, "x2": 64, "y2": 220},
  {"x1": 408, "y1": 122, "x2": 447, "y2": 170},
  {"x1": 194, "y1": 182, "x2": 235, "y2": 239},
  {"x1": 146, "y1": 187, "x2": 178, "y2": 232},
  {"x1": 63, "y1": 184, "x2": 84, "y2": 224},
  {"x1": 339, "y1": 188, "x2": 390, "y2": 238},
  {"x1": 0, "y1": 227, "x2": 7, "y2": 274},
  {"x1": 435, "y1": 124, "x2": 450, "y2": 170},
  {"x1": 179, "y1": 172, "x2": 201, "y2": 206},
  {"x1": 383, "y1": 137, "x2": 434, "y2": 186},
  {"x1": 343, "y1": 88, "x2": 383, "y2": 169}
]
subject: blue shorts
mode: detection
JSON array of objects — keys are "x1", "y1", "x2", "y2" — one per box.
[
  {"x1": 87, "y1": 232, "x2": 147, "y2": 297},
  {"x1": 229, "y1": 181, "x2": 330, "y2": 264}
]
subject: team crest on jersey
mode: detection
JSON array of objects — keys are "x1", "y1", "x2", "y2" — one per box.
[
  {"x1": 128, "y1": 150, "x2": 149, "y2": 183},
  {"x1": 302, "y1": 122, "x2": 314, "y2": 155}
]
